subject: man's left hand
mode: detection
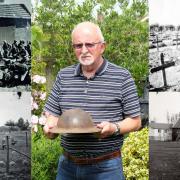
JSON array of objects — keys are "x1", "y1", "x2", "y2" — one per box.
[{"x1": 97, "y1": 121, "x2": 117, "y2": 138}]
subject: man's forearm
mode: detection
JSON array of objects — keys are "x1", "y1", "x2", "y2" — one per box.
[{"x1": 117, "y1": 116, "x2": 141, "y2": 134}]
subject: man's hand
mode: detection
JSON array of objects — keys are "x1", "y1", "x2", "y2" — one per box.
[
  {"x1": 97, "y1": 121, "x2": 117, "y2": 138},
  {"x1": 43, "y1": 114, "x2": 59, "y2": 139},
  {"x1": 96, "y1": 116, "x2": 141, "y2": 138}
]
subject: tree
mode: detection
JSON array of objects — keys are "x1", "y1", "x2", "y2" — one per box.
[
  {"x1": 5, "y1": 120, "x2": 16, "y2": 127},
  {"x1": 16, "y1": 118, "x2": 29, "y2": 130},
  {"x1": 32, "y1": 0, "x2": 148, "y2": 95},
  {"x1": 5, "y1": 120, "x2": 17, "y2": 131}
]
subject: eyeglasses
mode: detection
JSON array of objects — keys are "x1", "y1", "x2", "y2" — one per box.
[{"x1": 72, "y1": 42, "x2": 103, "y2": 50}]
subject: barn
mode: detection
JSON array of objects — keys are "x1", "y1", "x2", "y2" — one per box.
[
  {"x1": 150, "y1": 119, "x2": 180, "y2": 141},
  {"x1": 0, "y1": 0, "x2": 31, "y2": 46}
]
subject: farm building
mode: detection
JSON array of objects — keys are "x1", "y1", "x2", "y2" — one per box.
[
  {"x1": 149, "y1": 122, "x2": 172, "y2": 141},
  {"x1": 172, "y1": 119, "x2": 180, "y2": 141},
  {"x1": 0, "y1": 0, "x2": 31, "y2": 46},
  {"x1": 149, "y1": 119, "x2": 180, "y2": 141}
]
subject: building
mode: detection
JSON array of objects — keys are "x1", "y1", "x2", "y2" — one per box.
[
  {"x1": 150, "y1": 119, "x2": 180, "y2": 141},
  {"x1": 0, "y1": 0, "x2": 31, "y2": 46},
  {"x1": 172, "y1": 119, "x2": 180, "y2": 141},
  {"x1": 149, "y1": 121, "x2": 172, "y2": 141}
]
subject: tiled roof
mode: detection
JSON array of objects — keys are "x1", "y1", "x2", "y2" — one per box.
[{"x1": 0, "y1": 4, "x2": 30, "y2": 19}]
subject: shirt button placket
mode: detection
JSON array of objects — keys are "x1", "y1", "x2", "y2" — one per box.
[
  {"x1": 84, "y1": 79, "x2": 89, "y2": 106},
  {"x1": 85, "y1": 80, "x2": 89, "y2": 93}
]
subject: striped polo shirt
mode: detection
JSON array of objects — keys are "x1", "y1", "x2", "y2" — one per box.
[{"x1": 44, "y1": 59, "x2": 140, "y2": 157}]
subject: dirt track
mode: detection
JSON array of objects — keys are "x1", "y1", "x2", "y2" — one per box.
[{"x1": 150, "y1": 140, "x2": 180, "y2": 180}]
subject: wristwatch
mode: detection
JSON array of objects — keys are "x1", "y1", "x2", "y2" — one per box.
[{"x1": 113, "y1": 122, "x2": 121, "y2": 136}]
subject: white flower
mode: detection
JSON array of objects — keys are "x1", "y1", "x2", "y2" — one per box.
[
  {"x1": 32, "y1": 75, "x2": 46, "y2": 84},
  {"x1": 31, "y1": 115, "x2": 38, "y2": 124},
  {"x1": 39, "y1": 115, "x2": 47, "y2": 125},
  {"x1": 32, "y1": 75, "x2": 41, "y2": 84},
  {"x1": 32, "y1": 102, "x2": 39, "y2": 110},
  {"x1": 40, "y1": 76, "x2": 46, "y2": 84},
  {"x1": 40, "y1": 92, "x2": 46, "y2": 100}
]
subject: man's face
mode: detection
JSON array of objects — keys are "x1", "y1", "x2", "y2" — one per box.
[{"x1": 72, "y1": 27, "x2": 105, "y2": 66}]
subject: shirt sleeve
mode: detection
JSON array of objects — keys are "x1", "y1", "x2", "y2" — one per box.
[
  {"x1": 43, "y1": 72, "x2": 62, "y2": 117},
  {"x1": 121, "y1": 71, "x2": 141, "y2": 118}
]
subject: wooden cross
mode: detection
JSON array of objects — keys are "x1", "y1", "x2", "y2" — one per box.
[
  {"x1": 150, "y1": 53, "x2": 175, "y2": 89},
  {"x1": 151, "y1": 33, "x2": 162, "y2": 51}
]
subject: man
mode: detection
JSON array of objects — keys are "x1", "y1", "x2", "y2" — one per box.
[{"x1": 44, "y1": 21, "x2": 141, "y2": 180}]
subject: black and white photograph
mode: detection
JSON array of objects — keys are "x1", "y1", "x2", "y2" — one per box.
[
  {"x1": 0, "y1": 92, "x2": 31, "y2": 180},
  {"x1": 0, "y1": 0, "x2": 31, "y2": 91},
  {"x1": 149, "y1": 0, "x2": 180, "y2": 91},
  {"x1": 149, "y1": 92, "x2": 180, "y2": 179}
]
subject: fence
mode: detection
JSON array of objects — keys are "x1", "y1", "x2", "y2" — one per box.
[{"x1": 1, "y1": 131, "x2": 31, "y2": 175}]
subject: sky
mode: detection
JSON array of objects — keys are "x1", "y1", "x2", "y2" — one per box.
[
  {"x1": 0, "y1": 92, "x2": 31, "y2": 126},
  {"x1": 149, "y1": 0, "x2": 180, "y2": 26},
  {"x1": 149, "y1": 92, "x2": 180, "y2": 123}
]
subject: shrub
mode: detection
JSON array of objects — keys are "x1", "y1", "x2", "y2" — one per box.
[
  {"x1": 122, "y1": 127, "x2": 149, "y2": 179},
  {"x1": 32, "y1": 129, "x2": 62, "y2": 180}
]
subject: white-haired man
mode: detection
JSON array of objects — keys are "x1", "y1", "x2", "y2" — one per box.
[{"x1": 44, "y1": 21, "x2": 141, "y2": 180}]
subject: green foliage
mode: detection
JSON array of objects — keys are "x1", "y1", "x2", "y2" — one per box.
[
  {"x1": 100, "y1": 8, "x2": 148, "y2": 95},
  {"x1": 32, "y1": 129, "x2": 62, "y2": 180},
  {"x1": 122, "y1": 128, "x2": 149, "y2": 179},
  {"x1": 31, "y1": 25, "x2": 46, "y2": 75},
  {"x1": 32, "y1": 0, "x2": 148, "y2": 95}
]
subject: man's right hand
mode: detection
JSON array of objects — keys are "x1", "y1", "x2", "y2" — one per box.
[{"x1": 43, "y1": 114, "x2": 59, "y2": 139}]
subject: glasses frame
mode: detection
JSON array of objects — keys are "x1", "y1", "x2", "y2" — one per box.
[{"x1": 72, "y1": 41, "x2": 103, "y2": 50}]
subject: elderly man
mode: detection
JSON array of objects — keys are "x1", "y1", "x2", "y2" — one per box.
[{"x1": 44, "y1": 21, "x2": 141, "y2": 180}]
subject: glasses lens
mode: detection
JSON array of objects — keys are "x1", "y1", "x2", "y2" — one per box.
[
  {"x1": 85, "y1": 43, "x2": 95, "y2": 48},
  {"x1": 73, "y1": 43, "x2": 83, "y2": 49},
  {"x1": 73, "y1": 42, "x2": 101, "y2": 49}
]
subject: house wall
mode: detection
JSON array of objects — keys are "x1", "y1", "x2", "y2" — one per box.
[
  {"x1": 149, "y1": 128, "x2": 172, "y2": 141},
  {"x1": 0, "y1": 26, "x2": 14, "y2": 46}
]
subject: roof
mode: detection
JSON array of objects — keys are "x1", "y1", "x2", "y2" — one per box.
[
  {"x1": 0, "y1": 4, "x2": 30, "y2": 19},
  {"x1": 150, "y1": 122, "x2": 173, "y2": 130}
]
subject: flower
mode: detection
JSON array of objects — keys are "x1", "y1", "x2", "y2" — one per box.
[
  {"x1": 39, "y1": 115, "x2": 47, "y2": 125},
  {"x1": 39, "y1": 92, "x2": 46, "y2": 100},
  {"x1": 32, "y1": 75, "x2": 46, "y2": 84},
  {"x1": 32, "y1": 75, "x2": 41, "y2": 84},
  {"x1": 40, "y1": 76, "x2": 46, "y2": 84},
  {"x1": 32, "y1": 101, "x2": 39, "y2": 110},
  {"x1": 31, "y1": 115, "x2": 39, "y2": 124}
]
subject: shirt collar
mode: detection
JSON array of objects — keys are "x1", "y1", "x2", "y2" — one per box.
[{"x1": 74, "y1": 58, "x2": 108, "y2": 77}]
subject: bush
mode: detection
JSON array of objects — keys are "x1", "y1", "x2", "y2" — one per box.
[
  {"x1": 32, "y1": 129, "x2": 62, "y2": 180},
  {"x1": 122, "y1": 127, "x2": 149, "y2": 179}
]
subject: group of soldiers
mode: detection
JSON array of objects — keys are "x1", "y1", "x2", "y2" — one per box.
[{"x1": 0, "y1": 40, "x2": 31, "y2": 88}]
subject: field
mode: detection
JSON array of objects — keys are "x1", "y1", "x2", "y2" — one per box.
[
  {"x1": 150, "y1": 140, "x2": 180, "y2": 180},
  {"x1": 149, "y1": 46, "x2": 180, "y2": 91},
  {"x1": 0, "y1": 130, "x2": 31, "y2": 180}
]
